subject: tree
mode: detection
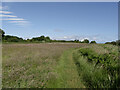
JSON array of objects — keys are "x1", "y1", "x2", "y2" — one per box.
[
  {"x1": 0, "y1": 28, "x2": 5, "y2": 37},
  {"x1": 105, "y1": 41, "x2": 117, "y2": 45},
  {"x1": 111, "y1": 41, "x2": 116, "y2": 45},
  {"x1": 40, "y1": 35, "x2": 45, "y2": 41},
  {"x1": 90, "y1": 41, "x2": 96, "y2": 44},
  {"x1": 29, "y1": 36, "x2": 51, "y2": 42},
  {"x1": 82, "y1": 39, "x2": 89, "y2": 43},
  {"x1": 105, "y1": 42, "x2": 111, "y2": 44},
  {"x1": 74, "y1": 39, "x2": 79, "y2": 43},
  {"x1": 3, "y1": 35, "x2": 23, "y2": 42},
  {"x1": 45, "y1": 36, "x2": 51, "y2": 42}
]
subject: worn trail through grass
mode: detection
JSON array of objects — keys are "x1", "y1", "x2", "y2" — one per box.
[
  {"x1": 51, "y1": 44, "x2": 119, "y2": 88},
  {"x1": 48, "y1": 49, "x2": 85, "y2": 88}
]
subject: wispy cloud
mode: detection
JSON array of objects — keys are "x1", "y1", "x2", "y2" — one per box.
[
  {"x1": 8, "y1": 20, "x2": 30, "y2": 26},
  {"x1": 0, "y1": 11, "x2": 12, "y2": 14},
  {"x1": 0, "y1": 14, "x2": 17, "y2": 17},
  {"x1": 9, "y1": 20, "x2": 29, "y2": 24},
  {"x1": 0, "y1": 6, "x2": 30, "y2": 26},
  {"x1": 8, "y1": 21, "x2": 29, "y2": 23},
  {"x1": 1, "y1": 18, "x2": 25, "y2": 20}
]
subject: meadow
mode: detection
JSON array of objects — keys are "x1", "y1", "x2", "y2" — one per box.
[{"x1": 2, "y1": 43, "x2": 119, "y2": 88}]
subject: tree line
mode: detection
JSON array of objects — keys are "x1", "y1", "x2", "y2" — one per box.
[{"x1": 0, "y1": 28, "x2": 119, "y2": 45}]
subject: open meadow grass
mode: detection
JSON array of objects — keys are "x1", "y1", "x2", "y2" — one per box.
[
  {"x1": 2, "y1": 43, "x2": 119, "y2": 88},
  {"x1": 2, "y1": 43, "x2": 87, "y2": 88}
]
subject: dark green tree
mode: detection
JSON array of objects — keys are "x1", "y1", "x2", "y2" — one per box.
[
  {"x1": 0, "y1": 28, "x2": 5, "y2": 37},
  {"x1": 82, "y1": 39, "x2": 89, "y2": 43},
  {"x1": 45, "y1": 36, "x2": 51, "y2": 42},
  {"x1": 30, "y1": 36, "x2": 51, "y2": 42},
  {"x1": 74, "y1": 39, "x2": 79, "y2": 43},
  {"x1": 3, "y1": 35, "x2": 23, "y2": 42},
  {"x1": 111, "y1": 41, "x2": 116, "y2": 45},
  {"x1": 40, "y1": 36, "x2": 45, "y2": 41},
  {"x1": 90, "y1": 41, "x2": 96, "y2": 44}
]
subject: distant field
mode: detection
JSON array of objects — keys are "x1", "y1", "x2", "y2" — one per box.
[{"x1": 2, "y1": 43, "x2": 119, "y2": 88}]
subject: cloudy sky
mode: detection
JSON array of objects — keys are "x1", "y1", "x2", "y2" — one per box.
[{"x1": 0, "y1": 2, "x2": 118, "y2": 43}]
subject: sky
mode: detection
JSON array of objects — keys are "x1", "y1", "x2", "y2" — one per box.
[{"x1": 0, "y1": 2, "x2": 118, "y2": 43}]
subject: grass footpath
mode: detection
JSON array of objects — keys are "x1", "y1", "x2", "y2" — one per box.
[
  {"x1": 47, "y1": 49, "x2": 85, "y2": 88},
  {"x1": 48, "y1": 44, "x2": 119, "y2": 88}
]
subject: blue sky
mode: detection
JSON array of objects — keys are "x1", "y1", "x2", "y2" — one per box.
[{"x1": 0, "y1": 2, "x2": 118, "y2": 43}]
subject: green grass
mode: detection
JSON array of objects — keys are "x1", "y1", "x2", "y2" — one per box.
[
  {"x1": 2, "y1": 43, "x2": 87, "y2": 88},
  {"x1": 47, "y1": 49, "x2": 85, "y2": 88},
  {"x1": 73, "y1": 45, "x2": 119, "y2": 88},
  {"x1": 2, "y1": 43, "x2": 119, "y2": 88}
]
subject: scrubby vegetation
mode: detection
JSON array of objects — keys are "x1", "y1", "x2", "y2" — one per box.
[{"x1": 73, "y1": 45, "x2": 119, "y2": 88}]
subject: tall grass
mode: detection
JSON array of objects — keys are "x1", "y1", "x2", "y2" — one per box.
[
  {"x1": 73, "y1": 45, "x2": 119, "y2": 88},
  {"x1": 2, "y1": 43, "x2": 119, "y2": 88},
  {"x1": 2, "y1": 43, "x2": 86, "y2": 88}
]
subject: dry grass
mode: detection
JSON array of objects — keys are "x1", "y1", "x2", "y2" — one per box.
[{"x1": 2, "y1": 43, "x2": 87, "y2": 88}]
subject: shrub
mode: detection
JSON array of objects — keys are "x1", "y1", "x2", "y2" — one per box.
[
  {"x1": 82, "y1": 39, "x2": 89, "y2": 43},
  {"x1": 90, "y1": 41, "x2": 96, "y2": 44},
  {"x1": 73, "y1": 47, "x2": 119, "y2": 88}
]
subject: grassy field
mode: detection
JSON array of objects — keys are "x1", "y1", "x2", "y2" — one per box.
[{"x1": 2, "y1": 43, "x2": 119, "y2": 88}]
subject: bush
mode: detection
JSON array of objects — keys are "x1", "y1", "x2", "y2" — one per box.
[
  {"x1": 90, "y1": 41, "x2": 96, "y2": 44},
  {"x1": 82, "y1": 39, "x2": 89, "y2": 43}
]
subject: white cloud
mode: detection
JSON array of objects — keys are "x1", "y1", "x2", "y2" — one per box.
[
  {"x1": 0, "y1": 14, "x2": 17, "y2": 17},
  {"x1": 1, "y1": 18, "x2": 25, "y2": 20},
  {"x1": 8, "y1": 20, "x2": 31, "y2": 26},
  {"x1": 0, "y1": 6, "x2": 30, "y2": 26},
  {"x1": 0, "y1": 11, "x2": 12, "y2": 14},
  {"x1": 1, "y1": 16, "x2": 30, "y2": 26},
  {"x1": 9, "y1": 21, "x2": 29, "y2": 23},
  {"x1": 8, "y1": 21, "x2": 30, "y2": 25}
]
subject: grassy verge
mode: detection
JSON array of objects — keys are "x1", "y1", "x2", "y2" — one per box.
[{"x1": 73, "y1": 45, "x2": 119, "y2": 88}]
